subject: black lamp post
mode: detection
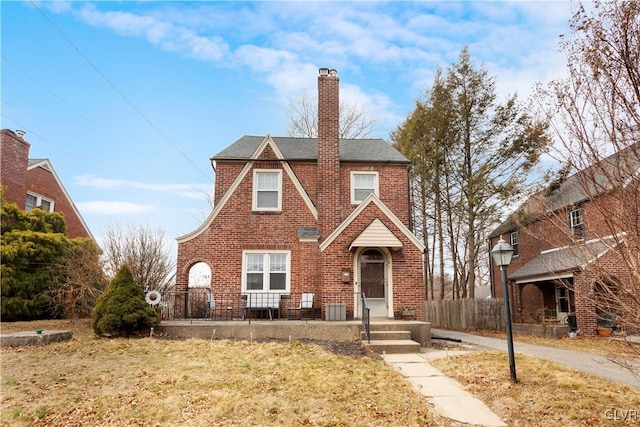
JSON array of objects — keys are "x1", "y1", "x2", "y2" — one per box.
[{"x1": 491, "y1": 236, "x2": 517, "y2": 383}]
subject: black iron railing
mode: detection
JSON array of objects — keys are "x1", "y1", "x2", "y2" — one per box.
[
  {"x1": 360, "y1": 292, "x2": 371, "y2": 343},
  {"x1": 155, "y1": 290, "x2": 359, "y2": 322}
]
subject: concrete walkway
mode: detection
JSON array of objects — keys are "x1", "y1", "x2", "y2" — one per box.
[
  {"x1": 432, "y1": 328, "x2": 640, "y2": 389},
  {"x1": 384, "y1": 352, "x2": 506, "y2": 427}
]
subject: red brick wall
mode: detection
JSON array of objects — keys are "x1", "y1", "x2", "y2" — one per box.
[
  {"x1": 317, "y1": 69, "x2": 341, "y2": 237},
  {"x1": 1, "y1": 129, "x2": 30, "y2": 208},
  {"x1": 26, "y1": 166, "x2": 91, "y2": 239}
]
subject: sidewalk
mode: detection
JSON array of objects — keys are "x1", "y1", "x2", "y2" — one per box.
[
  {"x1": 431, "y1": 328, "x2": 640, "y2": 389},
  {"x1": 384, "y1": 352, "x2": 506, "y2": 427}
]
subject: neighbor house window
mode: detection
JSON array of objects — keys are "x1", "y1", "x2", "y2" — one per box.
[
  {"x1": 351, "y1": 171, "x2": 379, "y2": 204},
  {"x1": 243, "y1": 251, "x2": 290, "y2": 292},
  {"x1": 569, "y1": 207, "x2": 585, "y2": 241},
  {"x1": 253, "y1": 170, "x2": 282, "y2": 211},
  {"x1": 25, "y1": 192, "x2": 54, "y2": 212},
  {"x1": 510, "y1": 231, "x2": 519, "y2": 257}
]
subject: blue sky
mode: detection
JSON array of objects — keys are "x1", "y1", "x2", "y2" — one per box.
[{"x1": 1, "y1": 1, "x2": 573, "y2": 255}]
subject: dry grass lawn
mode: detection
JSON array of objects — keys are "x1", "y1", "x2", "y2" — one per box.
[
  {"x1": 1, "y1": 319, "x2": 445, "y2": 427},
  {"x1": 432, "y1": 349, "x2": 640, "y2": 426},
  {"x1": 2, "y1": 320, "x2": 640, "y2": 426}
]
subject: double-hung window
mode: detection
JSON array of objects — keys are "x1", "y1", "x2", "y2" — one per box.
[
  {"x1": 26, "y1": 192, "x2": 54, "y2": 212},
  {"x1": 351, "y1": 171, "x2": 379, "y2": 204},
  {"x1": 569, "y1": 207, "x2": 585, "y2": 241},
  {"x1": 510, "y1": 231, "x2": 519, "y2": 257},
  {"x1": 253, "y1": 170, "x2": 282, "y2": 211},
  {"x1": 243, "y1": 251, "x2": 290, "y2": 292}
]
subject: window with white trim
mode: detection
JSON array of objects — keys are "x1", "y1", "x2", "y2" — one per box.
[
  {"x1": 351, "y1": 171, "x2": 379, "y2": 204},
  {"x1": 243, "y1": 251, "x2": 290, "y2": 292},
  {"x1": 253, "y1": 170, "x2": 282, "y2": 211},
  {"x1": 26, "y1": 192, "x2": 54, "y2": 212},
  {"x1": 569, "y1": 207, "x2": 585, "y2": 241},
  {"x1": 510, "y1": 231, "x2": 519, "y2": 257}
]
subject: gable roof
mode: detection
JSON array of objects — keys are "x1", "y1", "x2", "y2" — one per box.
[
  {"x1": 509, "y1": 235, "x2": 619, "y2": 282},
  {"x1": 212, "y1": 135, "x2": 410, "y2": 163},
  {"x1": 349, "y1": 218, "x2": 403, "y2": 250},
  {"x1": 319, "y1": 193, "x2": 425, "y2": 253},
  {"x1": 27, "y1": 158, "x2": 94, "y2": 240},
  {"x1": 490, "y1": 142, "x2": 640, "y2": 238},
  {"x1": 177, "y1": 135, "x2": 318, "y2": 243}
]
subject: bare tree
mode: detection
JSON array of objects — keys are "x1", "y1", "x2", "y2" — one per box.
[
  {"x1": 49, "y1": 240, "x2": 107, "y2": 319},
  {"x1": 102, "y1": 223, "x2": 175, "y2": 292},
  {"x1": 534, "y1": 0, "x2": 639, "y2": 353},
  {"x1": 286, "y1": 90, "x2": 377, "y2": 139}
]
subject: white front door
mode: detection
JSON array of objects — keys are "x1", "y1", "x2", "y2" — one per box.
[{"x1": 555, "y1": 285, "x2": 571, "y2": 320}]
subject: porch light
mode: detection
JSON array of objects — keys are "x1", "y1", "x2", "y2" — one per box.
[{"x1": 491, "y1": 237, "x2": 517, "y2": 383}]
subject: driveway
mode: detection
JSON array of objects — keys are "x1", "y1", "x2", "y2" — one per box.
[{"x1": 431, "y1": 328, "x2": 640, "y2": 390}]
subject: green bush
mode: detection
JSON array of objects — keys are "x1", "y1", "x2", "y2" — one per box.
[{"x1": 91, "y1": 265, "x2": 157, "y2": 337}]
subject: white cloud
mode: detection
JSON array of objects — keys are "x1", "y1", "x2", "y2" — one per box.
[
  {"x1": 77, "y1": 201, "x2": 155, "y2": 215},
  {"x1": 73, "y1": 175, "x2": 211, "y2": 200}
]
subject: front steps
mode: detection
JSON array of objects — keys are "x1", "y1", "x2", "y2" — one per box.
[{"x1": 362, "y1": 328, "x2": 421, "y2": 354}]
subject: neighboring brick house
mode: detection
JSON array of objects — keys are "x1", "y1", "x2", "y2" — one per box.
[
  {"x1": 489, "y1": 143, "x2": 640, "y2": 337},
  {"x1": 0, "y1": 129, "x2": 93, "y2": 239},
  {"x1": 176, "y1": 68, "x2": 426, "y2": 320}
]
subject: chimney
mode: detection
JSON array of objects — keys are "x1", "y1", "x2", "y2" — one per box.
[
  {"x1": 0, "y1": 129, "x2": 31, "y2": 209},
  {"x1": 317, "y1": 67, "x2": 341, "y2": 236}
]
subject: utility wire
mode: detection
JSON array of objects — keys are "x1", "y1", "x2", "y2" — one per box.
[
  {"x1": 29, "y1": 0, "x2": 213, "y2": 183},
  {"x1": 0, "y1": 113, "x2": 48, "y2": 142}
]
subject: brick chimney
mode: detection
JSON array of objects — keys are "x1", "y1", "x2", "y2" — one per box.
[
  {"x1": 0, "y1": 129, "x2": 30, "y2": 209},
  {"x1": 317, "y1": 68, "x2": 341, "y2": 236}
]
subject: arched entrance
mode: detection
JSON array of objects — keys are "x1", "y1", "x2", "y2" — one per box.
[{"x1": 356, "y1": 248, "x2": 391, "y2": 318}]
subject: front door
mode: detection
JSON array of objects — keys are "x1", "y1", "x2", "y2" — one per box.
[
  {"x1": 359, "y1": 249, "x2": 387, "y2": 317},
  {"x1": 555, "y1": 285, "x2": 571, "y2": 320}
]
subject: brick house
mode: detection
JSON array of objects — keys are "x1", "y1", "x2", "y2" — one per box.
[
  {"x1": 489, "y1": 143, "x2": 640, "y2": 337},
  {"x1": 175, "y1": 68, "x2": 426, "y2": 320},
  {"x1": 0, "y1": 129, "x2": 93, "y2": 239}
]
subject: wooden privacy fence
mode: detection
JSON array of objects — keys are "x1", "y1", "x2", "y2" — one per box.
[{"x1": 425, "y1": 298, "x2": 505, "y2": 330}]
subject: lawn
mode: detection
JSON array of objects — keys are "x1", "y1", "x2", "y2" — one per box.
[
  {"x1": 1, "y1": 319, "x2": 445, "y2": 426},
  {"x1": 2, "y1": 320, "x2": 639, "y2": 426}
]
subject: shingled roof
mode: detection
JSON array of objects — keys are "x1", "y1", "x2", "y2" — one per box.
[
  {"x1": 212, "y1": 135, "x2": 410, "y2": 163},
  {"x1": 490, "y1": 142, "x2": 640, "y2": 238}
]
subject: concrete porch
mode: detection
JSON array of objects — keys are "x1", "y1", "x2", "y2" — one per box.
[{"x1": 154, "y1": 319, "x2": 431, "y2": 349}]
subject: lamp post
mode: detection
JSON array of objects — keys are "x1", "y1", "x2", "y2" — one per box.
[{"x1": 491, "y1": 237, "x2": 517, "y2": 383}]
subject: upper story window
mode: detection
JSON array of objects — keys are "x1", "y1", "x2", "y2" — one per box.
[
  {"x1": 26, "y1": 192, "x2": 54, "y2": 212},
  {"x1": 351, "y1": 171, "x2": 379, "y2": 204},
  {"x1": 253, "y1": 169, "x2": 282, "y2": 211},
  {"x1": 569, "y1": 206, "x2": 585, "y2": 241},
  {"x1": 510, "y1": 231, "x2": 519, "y2": 257},
  {"x1": 243, "y1": 251, "x2": 290, "y2": 292}
]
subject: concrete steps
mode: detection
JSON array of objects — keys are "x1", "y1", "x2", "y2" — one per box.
[{"x1": 362, "y1": 329, "x2": 421, "y2": 354}]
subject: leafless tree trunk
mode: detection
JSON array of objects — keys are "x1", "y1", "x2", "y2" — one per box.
[
  {"x1": 102, "y1": 223, "x2": 176, "y2": 292},
  {"x1": 286, "y1": 90, "x2": 377, "y2": 139}
]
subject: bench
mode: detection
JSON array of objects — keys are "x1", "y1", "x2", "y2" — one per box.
[{"x1": 242, "y1": 293, "x2": 282, "y2": 320}]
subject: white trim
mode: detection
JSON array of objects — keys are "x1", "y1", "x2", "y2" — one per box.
[
  {"x1": 515, "y1": 272, "x2": 573, "y2": 284},
  {"x1": 252, "y1": 169, "x2": 282, "y2": 211},
  {"x1": 26, "y1": 191, "x2": 55, "y2": 212},
  {"x1": 176, "y1": 135, "x2": 318, "y2": 243},
  {"x1": 241, "y1": 250, "x2": 291, "y2": 292},
  {"x1": 320, "y1": 193, "x2": 425, "y2": 253},
  {"x1": 350, "y1": 171, "x2": 379, "y2": 204},
  {"x1": 27, "y1": 159, "x2": 94, "y2": 240},
  {"x1": 353, "y1": 247, "x2": 394, "y2": 319}
]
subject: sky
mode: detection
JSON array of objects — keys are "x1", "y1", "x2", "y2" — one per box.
[{"x1": 1, "y1": 1, "x2": 574, "y2": 257}]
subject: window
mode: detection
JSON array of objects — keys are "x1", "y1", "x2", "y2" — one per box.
[
  {"x1": 351, "y1": 172, "x2": 379, "y2": 204},
  {"x1": 510, "y1": 231, "x2": 519, "y2": 257},
  {"x1": 253, "y1": 170, "x2": 282, "y2": 211},
  {"x1": 569, "y1": 207, "x2": 585, "y2": 241},
  {"x1": 25, "y1": 192, "x2": 54, "y2": 212},
  {"x1": 243, "y1": 251, "x2": 290, "y2": 292}
]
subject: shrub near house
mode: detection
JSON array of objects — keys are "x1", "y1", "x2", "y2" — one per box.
[{"x1": 92, "y1": 265, "x2": 157, "y2": 337}]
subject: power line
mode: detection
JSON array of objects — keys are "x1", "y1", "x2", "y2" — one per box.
[{"x1": 28, "y1": 0, "x2": 213, "y2": 183}]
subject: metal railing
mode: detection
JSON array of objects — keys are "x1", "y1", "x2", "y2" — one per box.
[
  {"x1": 155, "y1": 290, "x2": 359, "y2": 322},
  {"x1": 360, "y1": 292, "x2": 371, "y2": 343}
]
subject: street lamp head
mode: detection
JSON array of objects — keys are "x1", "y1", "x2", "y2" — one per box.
[{"x1": 491, "y1": 236, "x2": 514, "y2": 268}]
